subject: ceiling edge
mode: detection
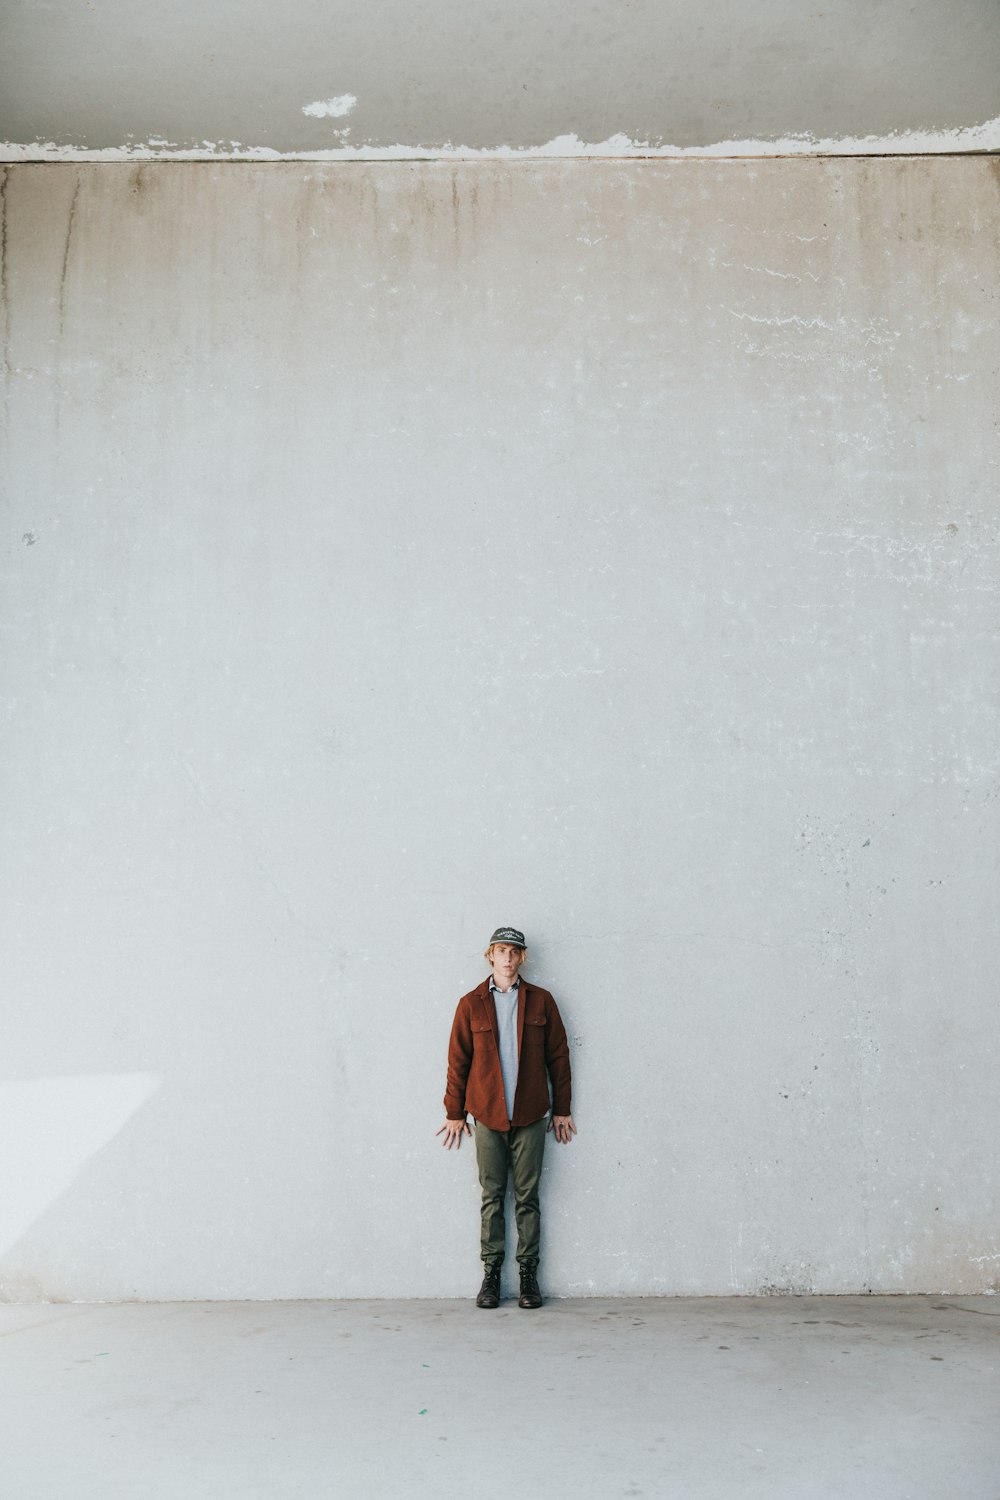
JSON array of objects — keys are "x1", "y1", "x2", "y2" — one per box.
[{"x1": 1, "y1": 118, "x2": 998, "y2": 163}]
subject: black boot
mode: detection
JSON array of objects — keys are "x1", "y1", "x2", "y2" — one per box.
[
  {"x1": 518, "y1": 1261, "x2": 542, "y2": 1309},
  {"x1": 476, "y1": 1260, "x2": 502, "y2": 1308}
]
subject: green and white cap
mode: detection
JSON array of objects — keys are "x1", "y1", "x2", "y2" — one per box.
[{"x1": 489, "y1": 926, "x2": 526, "y2": 948}]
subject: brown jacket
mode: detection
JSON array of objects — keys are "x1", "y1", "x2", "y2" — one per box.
[{"x1": 444, "y1": 975, "x2": 572, "y2": 1133}]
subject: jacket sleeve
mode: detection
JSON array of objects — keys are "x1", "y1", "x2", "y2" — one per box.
[
  {"x1": 544, "y1": 996, "x2": 573, "y2": 1117},
  {"x1": 444, "y1": 996, "x2": 473, "y2": 1121}
]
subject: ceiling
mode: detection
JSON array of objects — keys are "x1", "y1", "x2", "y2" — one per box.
[{"x1": 2, "y1": 0, "x2": 999, "y2": 159}]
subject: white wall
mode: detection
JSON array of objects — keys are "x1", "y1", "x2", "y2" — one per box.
[{"x1": 2, "y1": 159, "x2": 998, "y2": 1300}]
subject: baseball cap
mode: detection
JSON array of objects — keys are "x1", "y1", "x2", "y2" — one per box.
[{"x1": 488, "y1": 926, "x2": 526, "y2": 949}]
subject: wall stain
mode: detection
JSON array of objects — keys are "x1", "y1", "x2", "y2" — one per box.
[
  {"x1": 59, "y1": 177, "x2": 81, "y2": 339},
  {"x1": 0, "y1": 165, "x2": 11, "y2": 446},
  {"x1": 987, "y1": 154, "x2": 1000, "y2": 210},
  {"x1": 0, "y1": 166, "x2": 10, "y2": 381}
]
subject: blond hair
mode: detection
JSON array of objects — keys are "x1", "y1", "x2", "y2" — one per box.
[{"x1": 484, "y1": 944, "x2": 528, "y2": 966}]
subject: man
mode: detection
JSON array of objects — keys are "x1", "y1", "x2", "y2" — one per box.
[{"x1": 437, "y1": 926, "x2": 576, "y2": 1309}]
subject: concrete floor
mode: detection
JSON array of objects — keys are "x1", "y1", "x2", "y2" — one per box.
[{"x1": 2, "y1": 1297, "x2": 998, "y2": 1499}]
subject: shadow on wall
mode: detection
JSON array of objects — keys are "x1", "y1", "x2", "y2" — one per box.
[{"x1": 0, "y1": 1074, "x2": 159, "y2": 1261}]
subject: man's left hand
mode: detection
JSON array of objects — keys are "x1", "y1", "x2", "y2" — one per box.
[{"x1": 548, "y1": 1114, "x2": 577, "y2": 1144}]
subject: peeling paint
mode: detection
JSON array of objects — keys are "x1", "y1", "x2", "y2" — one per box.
[{"x1": 1, "y1": 116, "x2": 999, "y2": 162}]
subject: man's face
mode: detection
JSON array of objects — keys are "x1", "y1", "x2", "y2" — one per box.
[{"x1": 490, "y1": 944, "x2": 524, "y2": 988}]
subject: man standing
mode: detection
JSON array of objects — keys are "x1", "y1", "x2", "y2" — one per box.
[{"x1": 437, "y1": 927, "x2": 576, "y2": 1309}]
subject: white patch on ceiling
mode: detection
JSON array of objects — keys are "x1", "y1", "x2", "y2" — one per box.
[{"x1": 302, "y1": 95, "x2": 357, "y2": 119}]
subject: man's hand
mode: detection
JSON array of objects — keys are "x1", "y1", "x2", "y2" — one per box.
[
  {"x1": 436, "y1": 1118, "x2": 472, "y2": 1149},
  {"x1": 548, "y1": 1114, "x2": 577, "y2": 1144}
]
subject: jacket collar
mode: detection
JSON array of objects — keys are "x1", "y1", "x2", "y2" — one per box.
[{"x1": 475, "y1": 973, "x2": 532, "y2": 1001}]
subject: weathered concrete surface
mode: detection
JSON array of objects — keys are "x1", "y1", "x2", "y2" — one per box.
[
  {"x1": 1, "y1": 160, "x2": 999, "y2": 1300},
  {"x1": 1, "y1": 0, "x2": 999, "y2": 156},
  {"x1": 2, "y1": 1298, "x2": 998, "y2": 1499}
]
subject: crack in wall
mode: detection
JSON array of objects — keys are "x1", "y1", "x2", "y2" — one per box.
[
  {"x1": 59, "y1": 176, "x2": 81, "y2": 340},
  {"x1": 0, "y1": 166, "x2": 11, "y2": 414}
]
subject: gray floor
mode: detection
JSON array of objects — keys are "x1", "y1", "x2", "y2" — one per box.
[{"x1": 3, "y1": 1296, "x2": 998, "y2": 1499}]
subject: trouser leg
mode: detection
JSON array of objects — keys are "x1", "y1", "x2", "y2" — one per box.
[
  {"x1": 474, "y1": 1122, "x2": 510, "y2": 1264},
  {"x1": 509, "y1": 1117, "x2": 547, "y2": 1265}
]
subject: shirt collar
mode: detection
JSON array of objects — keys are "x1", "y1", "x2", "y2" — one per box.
[{"x1": 489, "y1": 977, "x2": 520, "y2": 995}]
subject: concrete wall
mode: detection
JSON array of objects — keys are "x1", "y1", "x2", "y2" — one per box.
[{"x1": 2, "y1": 159, "x2": 998, "y2": 1301}]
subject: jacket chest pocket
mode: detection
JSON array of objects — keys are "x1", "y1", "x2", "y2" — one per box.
[
  {"x1": 523, "y1": 1018, "x2": 545, "y2": 1046},
  {"x1": 472, "y1": 1024, "x2": 495, "y2": 1050}
]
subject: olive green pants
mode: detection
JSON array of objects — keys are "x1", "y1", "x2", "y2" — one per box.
[{"x1": 474, "y1": 1117, "x2": 547, "y2": 1266}]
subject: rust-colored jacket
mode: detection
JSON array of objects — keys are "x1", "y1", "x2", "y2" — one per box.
[{"x1": 444, "y1": 975, "x2": 572, "y2": 1133}]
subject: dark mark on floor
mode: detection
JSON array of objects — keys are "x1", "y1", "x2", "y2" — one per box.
[{"x1": 932, "y1": 1304, "x2": 1000, "y2": 1317}]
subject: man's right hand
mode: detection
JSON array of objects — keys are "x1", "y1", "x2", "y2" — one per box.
[{"x1": 436, "y1": 1118, "x2": 472, "y2": 1149}]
